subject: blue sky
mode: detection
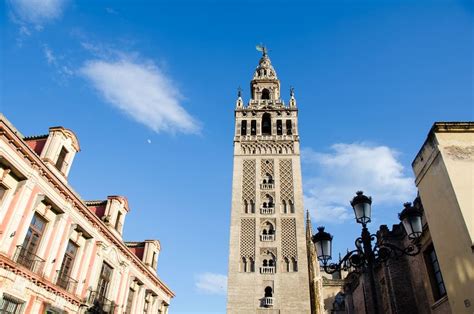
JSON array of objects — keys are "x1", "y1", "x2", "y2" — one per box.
[{"x1": 1, "y1": 0, "x2": 473, "y2": 313}]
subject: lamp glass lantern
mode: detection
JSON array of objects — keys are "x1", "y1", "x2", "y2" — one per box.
[
  {"x1": 312, "y1": 227, "x2": 333, "y2": 264},
  {"x1": 350, "y1": 191, "x2": 372, "y2": 224},
  {"x1": 399, "y1": 202, "x2": 423, "y2": 240}
]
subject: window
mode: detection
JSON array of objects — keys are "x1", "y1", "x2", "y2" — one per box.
[
  {"x1": 152, "y1": 251, "x2": 157, "y2": 269},
  {"x1": 250, "y1": 200, "x2": 255, "y2": 213},
  {"x1": 241, "y1": 120, "x2": 247, "y2": 136},
  {"x1": 0, "y1": 294, "x2": 24, "y2": 314},
  {"x1": 289, "y1": 200, "x2": 295, "y2": 213},
  {"x1": 125, "y1": 288, "x2": 135, "y2": 314},
  {"x1": 286, "y1": 120, "x2": 292, "y2": 135},
  {"x1": 262, "y1": 113, "x2": 272, "y2": 135},
  {"x1": 0, "y1": 184, "x2": 7, "y2": 205},
  {"x1": 284, "y1": 257, "x2": 290, "y2": 272},
  {"x1": 55, "y1": 147, "x2": 68, "y2": 172},
  {"x1": 425, "y1": 245, "x2": 446, "y2": 301},
  {"x1": 291, "y1": 258, "x2": 298, "y2": 272},
  {"x1": 264, "y1": 286, "x2": 273, "y2": 297},
  {"x1": 97, "y1": 262, "x2": 113, "y2": 301},
  {"x1": 115, "y1": 211, "x2": 122, "y2": 231},
  {"x1": 241, "y1": 257, "x2": 248, "y2": 272},
  {"x1": 276, "y1": 120, "x2": 282, "y2": 135},
  {"x1": 261, "y1": 89, "x2": 270, "y2": 100},
  {"x1": 57, "y1": 241, "x2": 78, "y2": 291},
  {"x1": 18, "y1": 213, "x2": 47, "y2": 271},
  {"x1": 251, "y1": 120, "x2": 257, "y2": 135}
]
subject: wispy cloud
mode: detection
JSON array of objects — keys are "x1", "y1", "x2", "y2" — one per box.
[
  {"x1": 195, "y1": 273, "x2": 227, "y2": 295},
  {"x1": 8, "y1": 0, "x2": 67, "y2": 29},
  {"x1": 302, "y1": 143, "x2": 415, "y2": 223},
  {"x1": 80, "y1": 57, "x2": 200, "y2": 134},
  {"x1": 43, "y1": 44, "x2": 74, "y2": 78}
]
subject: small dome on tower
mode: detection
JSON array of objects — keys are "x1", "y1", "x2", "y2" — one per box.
[{"x1": 253, "y1": 51, "x2": 278, "y2": 80}]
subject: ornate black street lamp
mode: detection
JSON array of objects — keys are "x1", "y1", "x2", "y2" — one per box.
[{"x1": 311, "y1": 191, "x2": 424, "y2": 314}]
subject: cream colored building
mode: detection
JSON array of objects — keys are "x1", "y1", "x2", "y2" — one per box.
[
  {"x1": 0, "y1": 115, "x2": 173, "y2": 313},
  {"x1": 226, "y1": 49, "x2": 312, "y2": 313},
  {"x1": 412, "y1": 122, "x2": 474, "y2": 313}
]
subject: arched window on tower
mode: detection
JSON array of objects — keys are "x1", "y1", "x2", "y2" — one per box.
[
  {"x1": 262, "y1": 113, "x2": 272, "y2": 135},
  {"x1": 277, "y1": 120, "x2": 282, "y2": 135},
  {"x1": 243, "y1": 200, "x2": 248, "y2": 213},
  {"x1": 291, "y1": 258, "x2": 298, "y2": 272},
  {"x1": 241, "y1": 120, "x2": 247, "y2": 136},
  {"x1": 249, "y1": 257, "x2": 255, "y2": 272},
  {"x1": 286, "y1": 120, "x2": 292, "y2": 135},
  {"x1": 241, "y1": 257, "x2": 247, "y2": 272},
  {"x1": 251, "y1": 120, "x2": 257, "y2": 135},
  {"x1": 284, "y1": 257, "x2": 290, "y2": 272},
  {"x1": 250, "y1": 200, "x2": 255, "y2": 213},
  {"x1": 264, "y1": 286, "x2": 273, "y2": 298},
  {"x1": 289, "y1": 200, "x2": 295, "y2": 213},
  {"x1": 282, "y1": 200, "x2": 287, "y2": 214},
  {"x1": 261, "y1": 89, "x2": 270, "y2": 100}
]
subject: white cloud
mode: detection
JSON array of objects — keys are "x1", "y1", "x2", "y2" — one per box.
[
  {"x1": 195, "y1": 273, "x2": 227, "y2": 295},
  {"x1": 80, "y1": 58, "x2": 200, "y2": 134},
  {"x1": 9, "y1": 0, "x2": 67, "y2": 27},
  {"x1": 42, "y1": 44, "x2": 73, "y2": 78},
  {"x1": 302, "y1": 143, "x2": 415, "y2": 223},
  {"x1": 43, "y1": 45, "x2": 56, "y2": 64}
]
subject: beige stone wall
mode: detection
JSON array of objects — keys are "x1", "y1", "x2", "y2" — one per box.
[{"x1": 412, "y1": 123, "x2": 474, "y2": 314}]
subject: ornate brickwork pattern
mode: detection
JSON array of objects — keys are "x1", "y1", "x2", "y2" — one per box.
[
  {"x1": 260, "y1": 159, "x2": 274, "y2": 177},
  {"x1": 281, "y1": 218, "x2": 297, "y2": 259},
  {"x1": 279, "y1": 159, "x2": 294, "y2": 202},
  {"x1": 242, "y1": 159, "x2": 256, "y2": 202},
  {"x1": 241, "y1": 142, "x2": 294, "y2": 155},
  {"x1": 240, "y1": 218, "x2": 256, "y2": 258}
]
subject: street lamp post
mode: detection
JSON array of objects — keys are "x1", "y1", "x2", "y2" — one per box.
[{"x1": 311, "y1": 191, "x2": 424, "y2": 314}]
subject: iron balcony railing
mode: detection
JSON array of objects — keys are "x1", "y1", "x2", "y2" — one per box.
[
  {"x1": 260, "y1": 234, "x2": 275, "y2": 242},
  {"x1": 260, "y1": 183, "x2": 274, "y2": 190},
  {"x1": 13, "y1": 245, "x2": 45, "y2": 275},
  {"x1": 55, "y1": 271, "x2": 78, "y2": 294},
  {"x1": 260, "y1": 207, "x2": 275, "y2": 215},
  {"x1": 260, "y1": 266, "x2": 275, "y2": 274},
  {"x1": 87, "y1": 290, "x2": 116, "y2": 313},
  {"x1": 263, "y1": 297, "x2": 274, "y2": 307}
]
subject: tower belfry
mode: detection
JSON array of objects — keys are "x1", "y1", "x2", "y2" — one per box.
[{"x1": 227, "y1": 49, "x2": 311, "y2": 313}]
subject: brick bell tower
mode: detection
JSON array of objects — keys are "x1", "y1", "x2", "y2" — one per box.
[{"x1": 227, "y1": 47, "x2": 311, "y2": 314}]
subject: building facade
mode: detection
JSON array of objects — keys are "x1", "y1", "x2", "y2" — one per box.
[
  {"x1": 0, "y1": 115, "x2": 174, "y2": 313},
  {"x1": 412, "y1": 122, "x2": 474, "y2": 313},
  {"x1": 227, "y1": 49, "x2": 312, "y2": 313}
]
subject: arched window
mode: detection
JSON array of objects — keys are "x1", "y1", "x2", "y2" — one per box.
[
  {"x1": 282, "y1": 200, "x2": 287, "y2": 214},
  {"x1": 266, "y1": 173, "x2": 273, "y2": 184},
  {"x1": 284, "y1": 257, "x2": 290, "y2": 272},
  {"x1": 262, "y1": 113, "x2": 271, "y2": 135},
  {"x1": 291, "y1": 258, "x2": 298, "y2": 272},
  {"x1": 289, "y1": 200, "x2": 295, "y2": 213},
  {"x1": 241, "y1": 120, "x2": 247, "y2": 136},
  {"x1": 243, "y1": 200, "x2": 248, "y2": 213},
  {"x1": 263, "y1": 259, "x2": 268, "y2": 267},
  {"x1": 277, "y1": 120, "x2": 282, "y2": 135},
  {"x1": 261, "y1": 89, "x2": 270, "y2": 100},
  {"x1": 265, "y1": 195, "x2": 274, "y2": 208},
  {"x1": 268, "y1": 260, "x2": 275, "y2": 267},
  {"x1": 264, "y1": 286, "x2": 273, "y2": 298},
  {"x1": 263, "y1": 202, "x2": 267, "y2": 208},
  {"x1": 262, "y1": 229, "x2": 268, "y2": 235},
  {"x1": 241, "y1": 257, "x2": 247, "y2": 272},
  {"x1": 249, "y1": 257, "x2": 255, "y2": 272},
  {"x1": 286, "y1": 120, "x2": 292, "y2": 135},
  {"x1": 251, "y1": 120, "x2": 257, "y2": 135},
  {"x1": 250, "y1": 200, "x2": 255, "y2": 213}
]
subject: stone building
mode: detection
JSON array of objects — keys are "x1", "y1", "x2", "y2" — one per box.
[
  {"x1": 226, "y1": 49, "x2": 312, "y2": 313},
  {"x1": 412, "y1": 122, "x2": 473, "y2": 313},
  {"x1": 0, "y1": 115, "x2": 174, "y2": 313},
  {"x1": 342, "y1": 122, "x2": 474, "y2": 314}
]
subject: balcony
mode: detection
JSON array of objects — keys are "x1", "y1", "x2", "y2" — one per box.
[
  {"x1": 13, "y1": 245, "x2": 45, "y2": 276},
  {"x1": 260, "y1": 266, "x2": 275, "y2": 274},
  {"x1": 87, "y1": 291, "x2": 116, "y2": 313},
  {"x1": 260, "y1": 183, "x2": 274, "y2": 190},
  {"x1": 263, "y1": 297, "x2": 274, "y2": 307},
  {"x1": 56, "y1": 272, "x2": 78, "y2": 294},
  {"x1": 260, "y1": 234, "x2": 275, "y2": 242},
  {"x1": 260, "y1": 207, "x2": 274, "y2": 215}
]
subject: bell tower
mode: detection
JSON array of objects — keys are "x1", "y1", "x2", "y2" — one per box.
[{"x1": 227, "y1": 48, "x2": 311, "y2": 313}]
